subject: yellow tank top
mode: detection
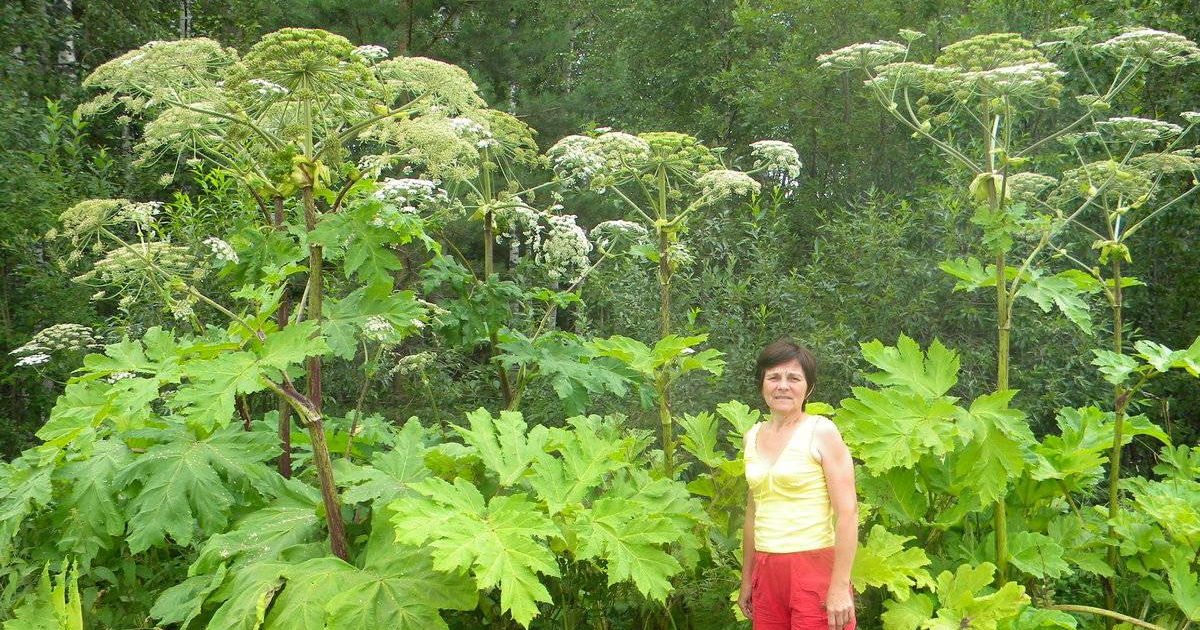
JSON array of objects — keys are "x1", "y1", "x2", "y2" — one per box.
[{"x1": 744, "y1": 417, "x2": 835, "y2": 553}]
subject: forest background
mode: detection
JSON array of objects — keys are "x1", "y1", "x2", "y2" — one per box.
[{"x1": 1, "y1": 0, "x2": 1199, "y2": 629}]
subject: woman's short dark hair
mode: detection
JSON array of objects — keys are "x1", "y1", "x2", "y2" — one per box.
[{"x1": 755, "y1": 338, "x2": 817, "y2": 405}]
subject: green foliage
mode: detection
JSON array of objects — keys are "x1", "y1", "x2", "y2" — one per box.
[
  {"x1": 2, "y1": 562, "x2": 82, "y2": 630},
  {"x1": 114, "y1": 424, "x2": 277, "y2": 553},
  {"x1": 852, "y1": 525, "x2": 934, "y2": 601},
  {"x1": 391, "y1": 411, "x2": 707, "y2": 627}
]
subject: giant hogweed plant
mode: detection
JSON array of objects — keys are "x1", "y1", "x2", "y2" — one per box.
[
  {"x1": 0, "y1": 28, "x2": 715, "y2": 629},
  {"x1": 544, "y1": 129, "x2": 801, "y2": 476},
  {"x1": 818, "y1": 26, "x2": 1200, "y2": 595}
]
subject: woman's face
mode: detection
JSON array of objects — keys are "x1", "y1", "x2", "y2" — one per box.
[{"x1": 761, "y1": 358, "x2": 809, "y2": 416}]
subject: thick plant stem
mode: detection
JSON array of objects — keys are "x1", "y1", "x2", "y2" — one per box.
[
  {"x1": 1047, "y1": 605, "x2": 1167, "y2": 630},
  {"x1": 302, "y1": 186, "x2": 324, "y2": 410},
  {"x1": 483, "y1": 209, "x2": 513, "y2": 405},
  {"x1": 654, "y1": 166, "x2": 676, "y2": 478},
  {"x1": 994, "y1": 250, "x2": 1010, "y2": 583},
  {"x1": 273, "y1": 195, "x2": 293, "y2": 478},
  {"x1": 987, "y1": 143, "x2": 1010, "y2": 582},
  {"x1": 657, "y1": 225, "x2": 674, "y2": 478},
  {"x1": 1104, "y1": 256, "x2": 1125, "y2": 618},
  {"x1": 266, "y1": 378, "x2": 348, "y2": 560},
  {"x1": 306, "y1": 420, "x2": 347, "y2": 559}
]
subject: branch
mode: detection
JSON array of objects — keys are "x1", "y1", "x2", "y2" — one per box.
[{"x1": 1046, "y1": 605, "x2": 1168, "y2": 630}]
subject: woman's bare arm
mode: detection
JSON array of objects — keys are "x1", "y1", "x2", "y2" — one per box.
[{"x1": 817, "y1": 417, "x2": 858, "y2": 630}]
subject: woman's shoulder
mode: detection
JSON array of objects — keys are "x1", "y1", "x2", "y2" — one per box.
[
  {"x1": 742, "y1": 421, "x2": 767, "y2": 448},
  {"x1": 807, "y1": 414, "x2": 842, "y2": 437}
]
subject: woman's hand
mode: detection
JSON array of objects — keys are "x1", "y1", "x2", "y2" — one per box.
[
  {"x1": 737, "y1": 583, "x2": 752, "y2": 620},
  {"x1": 824, "y1": 585, "x2": 854, "y2": 630}
]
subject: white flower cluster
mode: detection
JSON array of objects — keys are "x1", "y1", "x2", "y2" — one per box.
[
  {"x1": 547, "y1": 131, "x2": 652, "y2": 189},
  {"x1": 388, "y1": 351, "x2": 435, "y2": 378},
  {"x1": 448, "y1": 116, "x2": 498, "y2": 149},
  {"x1": 1006, "y1": 172, "x2": 1059, "y2": 202},
  {"x1": 119, "y1": 201, "x2": 162, "y2": 227},
  {"x1": 1093, "y1": 29, "x2": 1200, "y2": 67},
  {"x1": 864, "y1": 62, "x2": 950, "y2": 90},
  {"x1": 362, "y1": 316, "x2": 397, "y2": 342},
  {"x1": 374, "y1": 177, "x2": 448, "y2": 211},
  {"x1": 11, "y1": 323, "x2": 101, "y2": 367},
  {"x1": 590, "y1": 219, "x2": 649, "y2": 251},
  {"x1": 594, "y1": 131, "x2": 652, "y2": 162},
  {"x1": 15, "y1": 353, "x2": 50, "y2": 367},
  {"x1": 696, "y1": 169, "x2": 761, "y2": 200},
  {"x1": 1095, "y1": 116, "x2": 1183, "y2": 144},
  {"x1": 538, "y1": 214, "x2": 592, "y2": 282},
  {"x1": 203, "y1": 237, "x2": 239, "y2": 264},
  {"x1": 956, "y1": 62, "x2": 1066, "y2": 98},
  {"x1": 1182, "y1": 111, "x2": 1200, "y2": 125},
  {"x1": 351, "y1": 45, "x2": 390, "y2": 62},
  {"x1": 449, "y1": 117, "x2": 486, "y2": 137},
  {"x1": 817, "y1": 40, "x2": 907, "y2": 71},
  {"x1": 547, "y1": 135, "x2": 607, "y2": 188},
  {"x1": 248, "y1": 78, "x2": 289, "y2": 97},
  {"x1": 749, "y1": 140, "x2": 803, "y2": 179},
  {"x1": 497, "y1": 204, "x2": 544, "y2": 252}
]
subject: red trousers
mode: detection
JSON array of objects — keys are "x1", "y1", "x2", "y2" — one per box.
[{"x1": 750, "y1": 547, "x2": 856, "y2": 630}]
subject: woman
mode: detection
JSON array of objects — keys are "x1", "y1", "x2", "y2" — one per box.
[{"x1": 738, "y1": 339, "x2": 858, "y2": 630}]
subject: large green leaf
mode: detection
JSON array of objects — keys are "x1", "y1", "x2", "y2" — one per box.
[
  {"x1": 191, "y1": 478, "x2": 322, "y2": 574},
  {"x1": 336, "y1": 419, "x2": 429, "y2": 505},
  {"x1": 954, "y1": 390, "x2": 1033, "y2": 504},
  {"x1": 677, "y1": 411, "x2": 723, "y2": 468},
  {"x1": 37, "y1": 381, "x2": 117, "y2": 447},
  {"x1": 322, "y1": 284, "x2": 424, "y2": 359},
  {"x1": 265, "y1": 516, "x2": 476, "y2": 630},
  {"x1": 852, "y1": 525, "x2": 934, "y2": 601},
  {"x1": 1167, "y1": 556, "x2": 1200, "y2": 621},
  {"x1": 882, "y1": 594, "x2": 934, "y2": 630},
  {"x1": 0, "y1": 455, "x2": 54, "y2": 559},
  {"x1": 1031, "y1": 406, "x2": 1112, "y2": 491},
  {"x1": 2, "y1": 562, "x2": 82, "y2": 630},
  {"x1": 1016, "y1": 270, "x2": 1095, "y2": 333},
  {"x1": 171, "y1": 322, "x2": 328, "y2": 434},
  {"x1": 390, "y1": 478, "x2": 560, "y2": 627},
  {"x1": 150, "y1": 565, "x2": 228, "y2": 630},
  {"x1": 526, "y1": 419, "x2": 626, "y2": 516},
  {"x1": 1091, "y1": 350, "x2": 1138, "y2": 386},
  {"x1": 53, "y1": 440, "x2": 132, "y2": 565},
  {"x1": 498, "y1": 331, "x2": 631, "y2": 416},
  {"x1": 454, "y1": 408, "x2": 549, "y2": 487},
  {"x1": 571, "y1": 496, "x2": 683, "y2": 601},
  {"x1": 1008, "y1": 531, "x2": 1071, "y2": 579},
  {"x1": 859, "y1": 468, "x2": 929, "y2": 525},
  {"x1": 715, "y1": 400, "x2": 761, "y2": 448},
  {"x1": 837, "y1": 387, "x2": 959, "y2": 474},
  {"x1": 860, "y1": 335, "x2": 958, "y2": 398},
  {"x1": 204, "y1": 561, "x2": 287, "y2": 630},
  {"x1": 939, "y1": 257, "x2": 996, "y2": 292},
  {"x1": 114, "y1": 424, "x2": 277, "y2": 553},
  {"x1": 925, "y1": 563, "x2": 1028, "y2": 630}
]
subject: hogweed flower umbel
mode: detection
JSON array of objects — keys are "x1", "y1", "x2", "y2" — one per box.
[
  {"x1": 696, "y1": 169, "x2": 761, "y2": 200},
  {"x1": 1006, "y1": 172, "x2": 1059, "y2": 202},
  {"x1": 537, "y1": 214, "x2": 592, "y2": 283},
  {"x1": 1093, "y1": 28, "x2": 1200, "y2": 67},
  {"x1": 817, "y1": 40, "x2": 908, "y2": 71},
  {"x1": 203, "y1": 237, "x2": 239, "y2": 264},
  {"x1": 590, "y1": 220, "x2": 649, "y2": 252},
  {"x1": 749, "y1": 140, "x2": 803, "y2": 180},
  {"x1": 1095, "y1": 116, "x2": 1184, "y2": 144}
]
